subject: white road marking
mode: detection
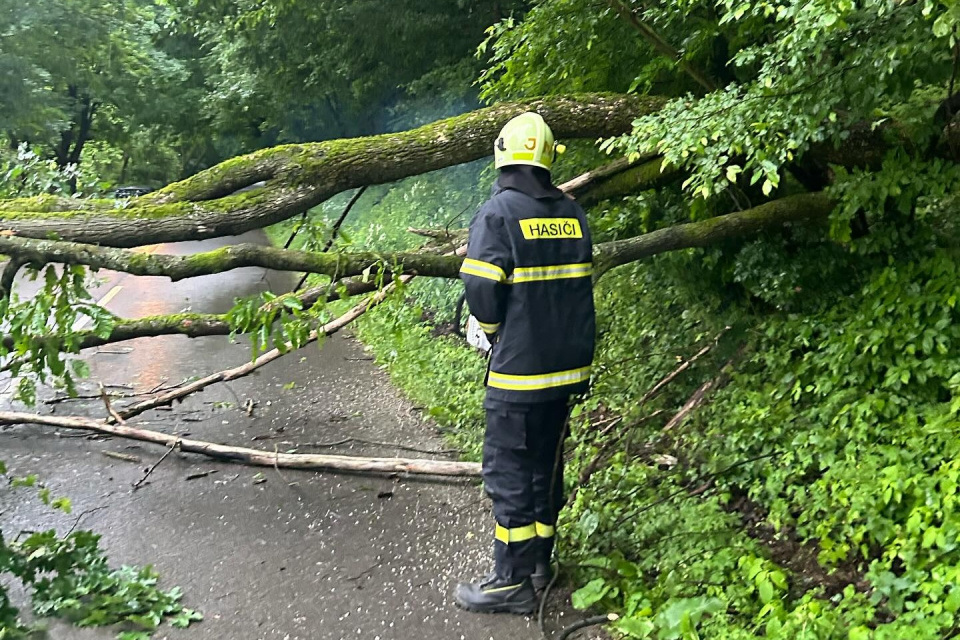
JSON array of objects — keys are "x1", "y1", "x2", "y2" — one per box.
[
  {"x1": 71, "y1": 244, "x2": 163, "y2": 331},
  {"x1": 73, "y1": 285, "x2": 123, "y2": 331}
]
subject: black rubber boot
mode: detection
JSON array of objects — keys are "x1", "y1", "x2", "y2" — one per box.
[
  {"x1": 454, "y1": 572, "x2": 537, "y2": 614},
  {"x1": 531, "y1": 562, "x2": 554, "y2": 593}
]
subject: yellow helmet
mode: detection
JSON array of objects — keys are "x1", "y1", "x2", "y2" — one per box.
[{"x1": 494, "y1": 112, "x2": 565, "y2": 171}]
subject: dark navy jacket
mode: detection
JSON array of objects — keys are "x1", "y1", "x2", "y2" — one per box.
[{"x1": 460, "y1": 169, "x2": 596, "y2": 404}]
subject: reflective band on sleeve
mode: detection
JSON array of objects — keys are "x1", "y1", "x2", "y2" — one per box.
[
  {"x1": 459, "y1": 258, "x2": 507, "y2": 282},
  {"x1": 495, "y1": 523, "x2": 538, "y2": 544},
  {"x1": 477, "y1": 320, "x2": 501, "y2": 333},
  {"x1": 507, "y1": 263, "x2": 592, "y2": 283},
  {"x1": 488, "y1": 366, "x2": 591, "y2": 392},
  {"x1": 535, "y1": 522, "x2": 555, "y2": 538}
]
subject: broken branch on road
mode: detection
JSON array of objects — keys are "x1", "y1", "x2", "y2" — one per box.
[
  {"x1": 0, "y1": 411, "x2": 482, "y2": 477},
  {"x1": 99, "y1": 382, "x2": 126, "y2": 425},
  {"x1": 133, "y1": 441, "x2": 179, "y2": 491}
]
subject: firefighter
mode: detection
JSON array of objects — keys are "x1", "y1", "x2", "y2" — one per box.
[{"x1": 454, "y1": 112, "x2": 596, "y2": 614}]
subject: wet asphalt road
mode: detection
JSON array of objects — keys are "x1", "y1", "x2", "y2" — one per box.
[{"x1": 0, "y1": 232, "x2": 587, "y2": 639}]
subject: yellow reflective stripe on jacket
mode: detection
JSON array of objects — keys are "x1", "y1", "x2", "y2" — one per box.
[
  {"x1": 495, "y1": 523, "x2": 537, "y2": 544},
  {"x1": 488, "y1": 366, "x2": 591, "y2": 391},
  {"x1": 459, "y1": 258, "x2": 507, "y2": 282},
  {"x1": 482, "y1": 583, "x2": 523, "y2": 594},
  {"x1": 535, "y1": 522, "x2": 555, "y2": 538},
  {"x1": 507, "y1": 262, "x2": 592, "y2": 284},
  {"x1": 477, "y1": 320, "x2": 501, "y2": 333}
]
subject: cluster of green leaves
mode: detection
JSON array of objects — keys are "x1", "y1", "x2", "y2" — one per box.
[
  {"x1": 0, "y1": 0, "x2": 190, "y2": 186},
  {"x1": 0, "y1": 144, "x2": 110, "y2": 198},
  {"x1": 603, "y1": 0, "x2": 955, "y2": 200},
  {"x1": 0, "y1": 264, "x2": 115, "y2": 406},
  {"x1": 226, "y1": 289, "x2": 324, "y2": 357},
  {"x1": 181, "y1": 0, "x2": 522, "y2": 144},
  {"x1": 0, "y1": 462, "x2": 199, "y2": 638},
  {"x1": 477, "y1": 1, "x2": 649, "y2": 100}
]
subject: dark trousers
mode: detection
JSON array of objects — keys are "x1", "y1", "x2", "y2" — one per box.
[{"x1": 482, "y1": 398, "x2": 570, "y2": 581}]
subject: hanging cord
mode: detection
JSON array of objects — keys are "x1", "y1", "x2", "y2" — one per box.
[
  {"x1": 454, "y1": 291, "x2": 468, "y2": 337},
  {"x1": 539, "y1": 404, "x2": 573, "y2": 637}
]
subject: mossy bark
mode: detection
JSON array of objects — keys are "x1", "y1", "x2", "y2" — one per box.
[
  {"x1": 574, "y1": 157, "x2": 681, "y2": 207},
  {"x1": 0, "y1": 280, "x2": 372, "y2": 352},
  {"x1": 0, "y1": 94, "x2": 667, "y2": 248},
  {"x1": 0, "y1": 192, "x2": 836, "y2": 351},
  {"x1": 0, "y1": 192, "x2": 835, "y2": 283},
  {"x1": 0, "y1": 237, "x2": 464, "y2": 280},
  {"x1": 592, "y1": 192, "x2": 836, "y2": 276}
]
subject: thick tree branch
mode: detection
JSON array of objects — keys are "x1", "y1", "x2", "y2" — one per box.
[
  {"x1": 0, "y1": 191, "x2": 834, "y2": 329},
  {"x1": 593, "y1": 192, "x2": 834, "y2": 276},
  {"x1": 575, "y1": 157, "x2": 681, "y2": 207},
  {"x1": 0, "y1": 256, "x2": 27, "y2": 302},
  {"x1": 0, "y1": 237, "x2": 464, "y2": 281},
  {"x1": 0, "y1": 94, "x2": 667, "y2": 247},
  {"x1": 0, "y1": 192, "x2": 835, "y2": 284},
  {"x1": 0, "y1": 411, "x2": 481, "y2": 477},
  {"x1": 0, "y1": 279, "x2": 383, "y2": 353},
  {"x1": 0, "y1": 193, "x2": 835, "y2": 351}
]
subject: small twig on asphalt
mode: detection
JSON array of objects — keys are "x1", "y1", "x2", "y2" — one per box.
[
  {"x1": 243, "y1": 398, "x2": 256, "y2": 417},
  {"x1": 46, "y1": 381, "x2": 186, "y2": 406},
  {"x1": 133, "y1": 441, "x2": 179, "y2": 491},
  {"x1": 556, "y1": 613, "x2": 620, "y2": 640},
  {"x1": 274, "y1": 444, "x2": 297, "y2": 486},
  {"x1": 185, "y1": 470, "x2": 218, "y2": 481},
  {"x1": 345, "y1": 558, "x2": 382, "y2": 582},
  {"x1": 94, "y1": 347, "x2": 133, "y2": 355},
  {"x1": 251, "y1": 432, "x2": 283, "y2": 441},
  {"x1": 99, "y1": 382, "x2": 126, "y2": 425},
  {"x1": 66, "y1": 505, "x2": 110, "y2": 536},
  {"x1": 223, "y1": 382, "x2": 242, "y2": 407},
  {"x1": 102, "y1": 451, "x2": 141, "y2": 463}
]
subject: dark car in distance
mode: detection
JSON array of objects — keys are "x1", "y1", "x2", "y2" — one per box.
[{"x1": 113, "y1": 186, "x2": 153, "y2": 198}]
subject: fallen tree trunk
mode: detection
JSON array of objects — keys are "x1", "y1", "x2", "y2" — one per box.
[
  {"x1": 0, "y1": 94, "x2": 666, "y2": 247},
  {"x1": 0, "y1": 278, "x2": 377, "y2": 353},
  {"x1": 0, "y1": 192, "x2": 835, "y2": 285},
  {"x1": 0, "y1": 192, "x2": 835, "y2": 352},
  {"x1": 0, "y1": 236, "x2": 463, "y2": 281},
  {"x1": 0, "y1": 411, "x2": 481, "y2": 477}
]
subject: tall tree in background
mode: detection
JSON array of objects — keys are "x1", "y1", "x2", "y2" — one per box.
[
  {"x1": 0, "y1": 0, "x2": 184, "y2": 184},
  {"x1": 184, "y1": 0, "x2": 525, "y2": 143}
]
